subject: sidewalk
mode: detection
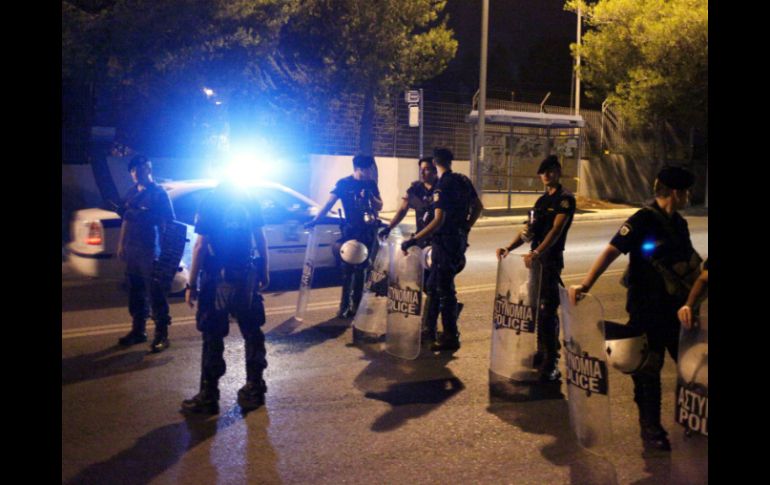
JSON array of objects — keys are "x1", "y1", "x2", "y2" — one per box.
[{"x1": 379, "y1": 204, "x2": 708, "y2": 231}]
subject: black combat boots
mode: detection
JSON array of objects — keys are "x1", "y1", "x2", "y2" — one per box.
[
  {"x1": 118, "y1": 320, "x2": 148, "y2": 346},
  {"x1": 150, "y1": 323, "x2": 170, "y2": 353},
  {"x1": 237, "y1": 380, "x2": 267, "y2": 411},
  {"x1": 180, "y1": 380, "x2": 220, "y2": 415}
]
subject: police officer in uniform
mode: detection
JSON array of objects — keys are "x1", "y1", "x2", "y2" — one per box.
[
  {"x1": 116, "y1": 155, "x2": 176, "y2": 353},
  {"x1": 570, "y1": 166, "x2": 701, "y2": 451},
  {"x1": 381, "y1": 157, "x2": 440, "y2": 338},
  {"x1": 401, "y1": 148, "x2": 483, "y2": 351},
  {"x1": 308, "y1": 154, "x2": 383, "y2": 318},
  {"x1": 380, "y1": 156, "x2": 437, "y2": 244},
  {"x1": 181, "y1": 182, "x2": 270, "y2": 414},
  {"x1": 496, "y1": 155, "x2": 576, "y2": 381}
]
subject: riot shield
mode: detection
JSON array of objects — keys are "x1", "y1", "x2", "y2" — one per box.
[
  {"x1": 489, "y1": 254, "x2": 542, "y2": 382},
  {"x1": 151, "y1": 220, "x2": 188, "y2": 292},
  {"x1": 559, "y1": 288, "x2": 613, "y2": 450},
  {"x1": 294, "y1": 226, "x2": 320, "y2": 322},
  {"x1": 385, "y1": 236, "x2": 424, "y2": 360},
  {"x1": 675, "y1": 298, "x2": 708, "y2": 438},
  {"x1": 352, "y1": 229, "x2": 401, "y2": 336}
]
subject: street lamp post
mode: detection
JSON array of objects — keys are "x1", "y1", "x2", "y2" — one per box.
[{"x1": 477, "y1": 0, "x2": 489, "y2": 191}]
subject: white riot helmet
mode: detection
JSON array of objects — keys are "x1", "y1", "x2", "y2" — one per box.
[
  {"x1": 340, "y1": 239, "x2": 369, "y2": 265},
  {"x1": 604, "y1": 321, "x2": 650, "y2": 374},
  {"x1": 422, "y1": 246, "x2": 432, "y2": 269},
  {"x1": 679, "y1": 343, "x2": 708, "y2": 388}
]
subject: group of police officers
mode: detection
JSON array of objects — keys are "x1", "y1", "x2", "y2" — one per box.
[{"x1": 116, "y1": 149, "x2": 705, "y2": 455}]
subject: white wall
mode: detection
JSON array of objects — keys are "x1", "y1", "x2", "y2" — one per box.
[{"x1": 308, "y1": 155, "x2": 474, "y2": 213}]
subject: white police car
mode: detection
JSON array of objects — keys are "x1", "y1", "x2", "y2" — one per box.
[{"x1": 66, "y1": 179, "x2": 342, "y2": 293}]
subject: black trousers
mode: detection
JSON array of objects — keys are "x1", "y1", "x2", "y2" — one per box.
[
  {"x1": 127, "y1": 271, "x2": 171, "y2": 332},
  {"x1": 424, "y1": 233, "x2": 467, "y2": 338},
  {"x1": 196, "y1": 271, "x2": 267, "y2": 386},
  {"x1": 338, "y1": 225, "x2": 378, "y2": 313},
  {"x1": 628, "y1": 312, "x2": 681, "y2": 430},
  {"x1": 537, "y1": 263, "x2": 563, "y2": 370}
]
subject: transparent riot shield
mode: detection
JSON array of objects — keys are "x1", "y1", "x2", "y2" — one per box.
[
  {"x1": 294, "y1": 226, "x2": 320, "y2": 322},
  {"x1": 559, "y1": 288, "x2": 613, "y2": 450},
  {"x1": 489, "y1": 254, "x2": 542, "y2": 382},
  {"x1": 671, "y1": 298, "x2": 708, "y2": 484},
  {"x1": 385, "y1": 236, "x2": 424, "y2": 360},
  {"x1": 675, "y1": 298, "x2": 708, "y2": 438},
  {"x1": 352, "y1": 229, "x2": 401, "y2": 336}
]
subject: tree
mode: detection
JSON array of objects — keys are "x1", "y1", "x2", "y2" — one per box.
[
  {"x1": 62, "y1": 0, "x2": 300, "y2": 154},
  {"x1": 567, "y1": 0, "x2": 707, "y2": 136},
  {"x1": 281, "y1": 0, "x2": 458, "y2": 154}
]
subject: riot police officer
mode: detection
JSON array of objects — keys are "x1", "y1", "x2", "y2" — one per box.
[
  {"x1": 181, "y1": 182, "x2": 270, "y2": 415},
  {"x1": 308, "y1": 154, "x2": 383, "y2": 318},
  {"x1": 116, "y1": 155, "x2": 176, "y2": 353},
  {"x1": 380, "y1": 156, "x2": 437, "y2": 245},
  {"x1": 570, "y1": 166, "x2": 702, "y2": 452},
  {"x1": 401, "y1": 148, "x2": 483, "y2": 351},
  {"x1": 496, "y1": 155, "x2": 576, "y2": 381},
  {"x1": 381, "y1": 157, "x2": 439, "y2": 339}
]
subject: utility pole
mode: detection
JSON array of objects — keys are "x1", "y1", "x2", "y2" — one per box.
[{"x1": 477, "y1": 0, "x2": 489, "y2": 190}]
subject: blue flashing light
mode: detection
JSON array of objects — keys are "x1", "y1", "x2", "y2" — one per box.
[
  {"x1": 641, "y1": 240, "x2": 656, "y2": 254},
  {"x1": 210, "y1": 140, "x2": 283, "y2": 186}
]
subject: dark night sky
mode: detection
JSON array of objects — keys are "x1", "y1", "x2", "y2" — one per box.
[{"x1": 424, "y1": 0, "x2": 580, "y2": 106}]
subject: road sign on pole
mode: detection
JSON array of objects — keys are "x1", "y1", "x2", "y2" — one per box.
[
  {"x1": 409, "y1": 105, "x2": 420, "y2": 128},
  {"x1": 405, "y1": 90, "x2": 421, "y2": 104}
]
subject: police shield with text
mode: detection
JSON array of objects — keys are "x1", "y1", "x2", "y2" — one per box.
[
  {"x1": 352, "y1": 229, "x2": 400, "y2": 336},
  {"x1": 386, "y1": 234, "x2": 424, "y2": 359},
  {"x1": 490, "y1": 253, "x2": 542, "y2": 382},
  {"x1": 497, "y1": 155, "x2": 576, "y2": 381},
  {"x1": 559, "y1": 288, "x2": 612, "y2": 450},
  {"x1": 570, "y1": 166, "x2": 701, "y2": 452},
  {"x1": 676, "y1": 259, "x2": 708, "y2": 439},
  {"x1": 401, "y1": 148, "x2": 483, "y2": 352}
]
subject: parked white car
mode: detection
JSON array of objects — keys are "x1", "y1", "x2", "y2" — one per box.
[{"x1": 66, "y1": 179, "x2": 343, "y2": 293}]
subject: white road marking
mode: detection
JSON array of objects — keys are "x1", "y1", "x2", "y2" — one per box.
[{"x1": 62, "y1": 269, "x2": 625, "y2": 339}]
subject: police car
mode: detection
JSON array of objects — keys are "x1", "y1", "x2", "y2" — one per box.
[{"x1": 67, "y1": 179, "x2": 342, "y2": 293}]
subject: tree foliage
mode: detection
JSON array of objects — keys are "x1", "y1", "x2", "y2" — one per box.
[
  {"x1": 62, "y1": 0, "x2": 299, "y2": 153},
  {"x1": 278, "y1": 0, "x2": 458, "y2": 153},
  {"x1": 567, "y1": 0, "x2": 708, "y2": 133},
  {"x1": 62, "y1": 0, "x2": 457, "y2": 155}
]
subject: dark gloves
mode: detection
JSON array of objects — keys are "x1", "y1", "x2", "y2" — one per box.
[
  {"x1": 379, "y1": 226, "x2": 391, "y2": 239},
  {"x1": 401, "y1": 237, "x2": 418, "y2": 253}
]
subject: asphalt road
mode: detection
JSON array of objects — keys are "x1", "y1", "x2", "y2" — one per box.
[{"x1": 62, "y1": 215, "x2": 708, "y2": 485}]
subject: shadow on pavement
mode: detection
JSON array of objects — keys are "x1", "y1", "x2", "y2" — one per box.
[
  {"x1": 486, "y1": 377, "x2": 619, "y2": 485},
  {"x1": 266, "y1": 316, "x2": 349, "y2": 354},
  {"x1": 62, "y1": 346, "x2": 173, "y2": 386},
  {"x1": 352, "y1": 341, "x2": 465, "y2": 432},
  {"x1": 65, "y1": 407, "x2": 279, "y2": 485}
]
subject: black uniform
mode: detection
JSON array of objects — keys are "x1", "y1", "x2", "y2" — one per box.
[
  {"x1": 119, "y1": 182, "x2": 175, "y2": 340},
  {"x1": 404, "y1": 181, "x2": 435, "y2": 247},
  {"x1": 530, "y1": 184, "x2": 576, "y2": 374},
  {"x1": 609, "y1": 201, "x2": 701, "y2": 441},
  {"x1": 191, "y1": 185, "x2": 268, "y2": 408},
  {"x1": 331, "y1": 176, "x2": 382, "y2": 316},
  {"x1": 424, "y1": 171, "x2": 477, "y2": 341}
]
